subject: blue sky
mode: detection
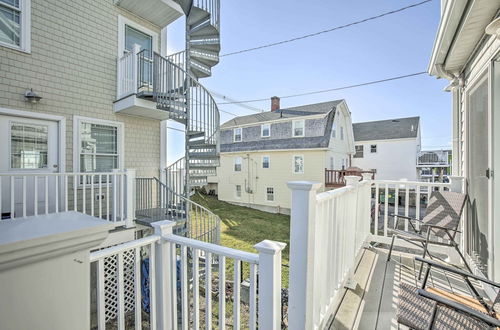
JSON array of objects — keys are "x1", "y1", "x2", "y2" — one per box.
[{"x1": 166, "y1": 0, "x2": 450, "y2": 163}]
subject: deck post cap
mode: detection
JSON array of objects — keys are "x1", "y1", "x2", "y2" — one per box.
[{"x1": 254, "y1": 239, "x2": 287, "y2": 255}]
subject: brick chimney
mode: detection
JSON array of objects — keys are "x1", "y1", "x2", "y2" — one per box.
[{"x1": 271, "y1": 96, "x2": 280, "y2": 112}]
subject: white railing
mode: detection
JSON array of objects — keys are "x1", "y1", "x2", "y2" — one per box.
[
  {"x1": 0, "y1": 169, "x2": 135, "y2": 227},
  {"x1": 117, "y1": 44, "x2": 140, "y2": 100},
  {"x1": 90, "y1": 220, "x2": 286, "y2": 330},
  {"x1": 287, "y1": 176, "x2": 372, "y2": 329},
  {"x1": 371, "y1": 179, "x2": 452, "y2": 240}
]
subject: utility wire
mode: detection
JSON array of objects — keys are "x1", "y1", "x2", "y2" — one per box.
[
  {"x1": 209, "y1": 90, "x2": 263, "y2": 113},
  {"x1": 218, "y1": 72, "x2": 427, "y2": 104},
  {"x1": 221, "y1": 0, "x2": 432, "y2": 57}
]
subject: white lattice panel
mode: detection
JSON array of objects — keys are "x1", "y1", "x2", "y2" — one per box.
[{"x1": 104, "y1": 249, "x2": 137, "y2": 322}]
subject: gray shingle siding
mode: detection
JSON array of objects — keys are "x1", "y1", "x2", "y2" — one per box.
[
  {"x1": 353, "y1": 117, "x2": 420, "y2": 141},
  {"x1": 220, "y1": 108, "x2": 335, "y2": 152}
]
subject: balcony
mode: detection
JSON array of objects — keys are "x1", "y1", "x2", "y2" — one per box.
[
  {"x1": 325, "y1": 167, "x2": 375, "y2": 188},
  {"x1": 113, "y1": 0, "x2": 182, "y2": 28}
]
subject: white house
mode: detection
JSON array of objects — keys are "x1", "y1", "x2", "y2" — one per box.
[{"x1": 351, "y1": 117, "x2": 421, "y2": 181}]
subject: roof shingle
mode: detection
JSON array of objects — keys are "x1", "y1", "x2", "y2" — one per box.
[{"x1": 353, "y1": 117, "x2": 420, "y2": 141}]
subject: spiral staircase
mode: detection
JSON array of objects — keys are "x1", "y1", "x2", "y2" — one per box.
[{"x1": 135, "y1": 0, "x2": 221, "y2": 243}]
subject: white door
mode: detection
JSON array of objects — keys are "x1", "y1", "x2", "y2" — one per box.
[{"x1": 0, "y1": 115, "x2": 60, "y2": 218}]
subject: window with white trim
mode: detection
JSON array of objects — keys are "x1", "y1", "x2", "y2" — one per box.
[
  {"x1": 331, "y1": 123, "x2": 336, "y2": 138},
  {"x1": 262, "y1": 155, "x2": 270, "y2": 169},
  {"x1": 266, "y1": 187, "x2": 274, "y2": 201},
  {"x1": 235, "y1": 185, "x2": 242, "y2": 198},
  {"x1": 340, "y1": 126, "x2": 344, "y2": 140},
  {"x1": 293, "y1": 155, "x2": 304, "y2": 174},
  {"x1": 75, "y1": 117, "x2": 123, "y2": 175},
  {"x1": 234, "y1": 157, "x2": 242, "y2": 171},
  {"x1": 261, "y1": 123, "x2": 270, "y2": 137},
  {"x1": 370, "y1": 144, "x2": 377, "y2": 153},
  {"x1": 329, "y1": 157, "x2": 334, "y2": 170},
  {"x1": 354, "y1": 145, "x2": 364, "y2": 158},
  {"x1": 292, "y1": 120, "x2": 305, "y2": 137},
  {"x1": 234, "y1": 127, "x2": 242, "y2": 142},
  {"x1": 0, "y1": 0, "x2": 30, "y2": 52}
]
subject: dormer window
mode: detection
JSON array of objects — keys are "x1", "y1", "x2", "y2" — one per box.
[
  {"x1": 261, "y1": 124, "x2": 270, "y2": 137},
  {"x1": 234, "y1": 127, "x2": 242, "y2": 142},
  {"x1": 292, "y1": 120, "x2": 305, "y2": 137}
]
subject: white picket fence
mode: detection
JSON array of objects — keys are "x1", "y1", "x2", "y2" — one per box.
[
  {"x1": 0, "y1": 169, "x2": 135, "y2": 227},
  {"x1": 90, "y1": 220, "x2": 286, "y2": 330}
]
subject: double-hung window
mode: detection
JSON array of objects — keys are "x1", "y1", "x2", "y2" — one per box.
[
  {"x1": 332, "y1": 123, "x2": 336, "y2": 138},
  {"x1": 292, "y1": 120, "x2": 305, "y2": 137},
  {"x1": 371, "y1": 144, "x2": 377, "y2": 153},
  {"x1": 293, "y1": 155, "x2": 304, "y2": 174},
  {"x1": 261, "y1": 124, "x2": 270, "y2": 137},
  {"x1": 0, "y1": 0, "x2": 30, "y2": 52},
  {"x1": 235, "y1": 185, "x2": 242, "y2": 198},
  {"x1": 234, "y1": 157, "x2": 242, "y2": 172},
  {"x1": 262, "y1": 155, "x2": 270, "y2": 169},
  {"x1": 340, "y1": 126, "x2": 344, "y2": 140},
  {"x1": 354, "y1": 145, "x2": 364, "y2": 158},
  {"x1": 75, "y1": 117, "x2": 123, "y2": 178},
  {"x1": 266, "y1": 187, "x2": 274, "y2": 201},
  {"x1": 234, "y1": 128, "x2": 242, "y2": 142}
]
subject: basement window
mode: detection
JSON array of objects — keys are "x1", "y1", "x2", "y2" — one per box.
[
  {"x1": 234, "y1": 127, "x2": 242, "y2": 142},
  {"x1": 266, "y1": 187, "x2": 274, "y2": 201}
]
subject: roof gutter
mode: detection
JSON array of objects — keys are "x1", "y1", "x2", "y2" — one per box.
[{"x1": 428, "y1": 0, "x2": 468, "y2": 78}]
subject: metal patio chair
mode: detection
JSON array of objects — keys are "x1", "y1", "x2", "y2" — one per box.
[
  {"x1": 387, "y1": 190, "x2": 470, "y2": 278},
  {"x1": 397, "y1": 257, "x2": 500, "y2": 330}
]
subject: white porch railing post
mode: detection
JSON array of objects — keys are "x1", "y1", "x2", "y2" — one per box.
[
  {"x1": 254, "y1": 240, "x2": 286, "y2": 330},
  {"x1": 125, "y1": 169, "x2": 136, "y2": 228},
  {"x1": 286, "y1": 181, "x2": 322, "y2": 330},
  {"x1": 152, "y1": 220, "x2": 176, "y2": 330},
  {"x1": 132, "y1": 43, "x2": 141, "y2": 92},
  {"x1": 448, "y1": 175, "x2": 464, "y2": 193},
  {"x1": 112, "y1": 169, "x2": 120, "y2": 222}
]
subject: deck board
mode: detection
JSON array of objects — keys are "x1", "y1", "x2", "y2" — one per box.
[{"x1": 327, "y1": 246, "x2": 485, "y2": 329}]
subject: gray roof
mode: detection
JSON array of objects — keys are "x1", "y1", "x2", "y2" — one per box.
[
  {"x1": 353, "y1": 117, "x2": 420, "y2": 141},
  {"x1": 220, "y1": 99, "x2": 343, "y2": 128}
]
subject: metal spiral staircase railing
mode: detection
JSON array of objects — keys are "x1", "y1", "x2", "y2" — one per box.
[{"x1": 134, "y1": 0, "x2": 221, "y2": 243}]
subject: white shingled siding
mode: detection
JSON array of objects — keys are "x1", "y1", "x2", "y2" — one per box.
[{"x1": 0, "y1": 0, "x2": 167, "y2": 178}]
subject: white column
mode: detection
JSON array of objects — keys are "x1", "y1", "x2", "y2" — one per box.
[
  {"x1": 151, "y1": 220, "x2": 176, "y2": 330},
  {"x1": 112, "y1": 169, "x2": 120, "y2": 222},
  {"x1": 286, "y1": 181, "x2": 322, "y2": 330},
  {"x1": 131, "y1": 43, "x2": 141, "y2": 92},
  {"x1": 254, "y1": 239, "x2": 286, "y2": 330},
  {"x1": 448, "y1": 176, "x2": 464, "y2": 193},
  {"x1": 125, "y1": 169, "x2": 136, "y2": 228}
]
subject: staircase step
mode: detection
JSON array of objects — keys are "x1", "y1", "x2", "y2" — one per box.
[
  {"x1": 189, "y1": 37, "x2": 221, "y2": 52},
  {"x1": 188, "y1": 143, "x2": 217, "y2": 150},
  {"x1": 187, "y1": 130, "x2": 205, "y2": 139},
  {"x1": 190, "y1": 49, "x2": 219, "y2": 66},
  {"x1": 187, "y1": 7, "x2": 210, "y2": 26},
  {"x1": 189, "y1": 163, "x2": 218, "y2": 169},
  {"x1": 190, "y1": 59, "x2": 211, "y2": 78},
  {"x1": 190, "y1": 171, "x2": 216, "y2": 177},
  {"x1": 188, "y1": 152, "x2": 218, "y2": 159}
]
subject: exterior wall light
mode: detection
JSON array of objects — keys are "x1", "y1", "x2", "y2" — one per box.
[{"x1": 24, "y1": 88, "x2": 42, "y2": 103}]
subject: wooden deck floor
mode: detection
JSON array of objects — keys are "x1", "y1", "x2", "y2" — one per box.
[{"x1": 326, "y1": 246, "x2": 485, "y2": 330}]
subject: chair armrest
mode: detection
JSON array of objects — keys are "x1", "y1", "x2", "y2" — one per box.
[
  {"x1": 415, "y1": 257, "x2": 500, "y2": 289},
  {"x1": 417, "y1": 289, "x2": 500, "y2": 327},
  {"x1": 420, "y1": 223, "x2": 462, "y2": 233},
  {"x1": 389, "y1": 214, "x2": 423, "y2": 222}
]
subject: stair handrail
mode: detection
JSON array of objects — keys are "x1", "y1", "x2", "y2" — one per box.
[
  {"x1": 153, "y1": 52, "x2": 220, "y2": 146},
  {"x1": 154, "y1": 177, "x2": 221, "y2": 244}
]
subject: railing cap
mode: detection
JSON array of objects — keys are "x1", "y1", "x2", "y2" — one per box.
[
  {"x1": 287, "y1": 181, "x2": 322, "y2": 192},
  {"x1": 151, "y1": 220, "x2": 176, "y2": 235},
  {"x1": 254, "y1": 239, "x2": 287, "y2": 255}
]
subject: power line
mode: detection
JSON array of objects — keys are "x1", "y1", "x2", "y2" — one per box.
[
  {"x1": 210, "y1": 90, "x2": 263, "y2": 113},
  {"x1": 221, "y1": 0, "x2": 432, "y2": 57},
  {"x1": 218, "y1": 72, "x2": 427, "y2": 104}
]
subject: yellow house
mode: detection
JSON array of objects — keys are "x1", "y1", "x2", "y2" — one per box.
[{"x1": 208, "y1": 98, "x2": 355, "y2": 214}]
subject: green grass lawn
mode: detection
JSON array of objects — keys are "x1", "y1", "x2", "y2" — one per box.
[{"x1": 191, "y1": 192, "x2": 291, "y2": 287}]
